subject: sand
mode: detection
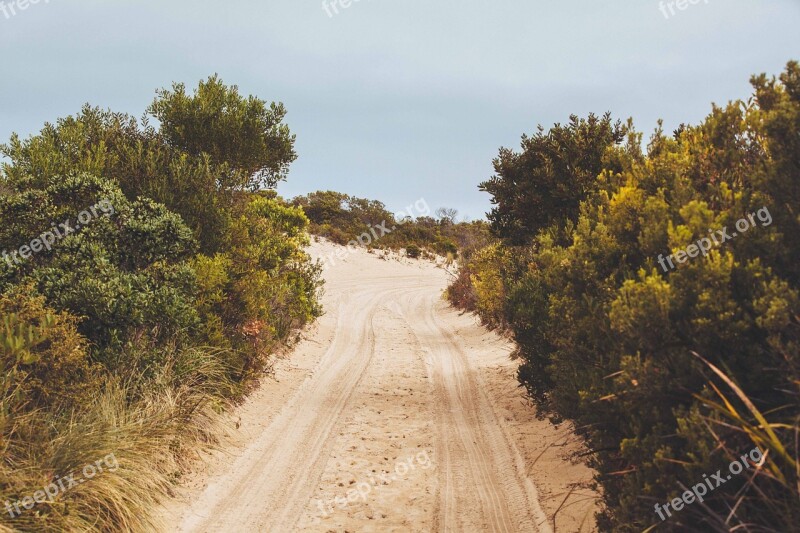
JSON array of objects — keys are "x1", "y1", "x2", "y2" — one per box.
[{"x1": 163, "y1": 239, "x2": 599, "y2": 532}]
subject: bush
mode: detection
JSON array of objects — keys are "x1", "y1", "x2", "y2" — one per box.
[
  {"x1": 293, "y1": 191, "x2": 492, "y2": 258},
  {"x1": 0, "y1": 173, "x2": 200, "y2": 368},
  {"x1": 452, "y1": 62, "x2": 800, "y2": 531},
  {"x1": 0, "y1": 290, "x2": 102, "y2": 412},
  {"x1": 0, "y1": 75, "x2": 322, "y2": 531},
  {"x1": 445, "y1": 266, "x2": 477, "y2": 311}
]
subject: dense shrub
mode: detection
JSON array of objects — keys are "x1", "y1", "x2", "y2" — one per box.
[
  {"x1": 0, "y1": 173, "x2": 201, "y2": 367},
  {"x1": 479, "y1": 113, "x2": 626, "y2": 245},
  {"x1": 451, "y1": 62, "x2": 800, "y2": 531},
  {"x1": 149, "y1": 75, "x2": 297, "y2": 190},
  {"x1": 293, "y1": 190, "x2": 493, "y2": 259},
  {"x1": 0, "y1": 290, "x2": 102, "y2": 412},
  {"x1": 0, "y1": 76, "x2": 321, "y2": 531},
  {"x1": 444, "y1": 265, "x2": 477, "y2": 311},
  {"x1": 405, "y1": 244, "x2": 421, "y2": 258}
]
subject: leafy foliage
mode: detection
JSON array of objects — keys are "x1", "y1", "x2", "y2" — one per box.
[
  {"x1": 149, "y1": 75, "x2": 297, "y2": 190},
  {"x1": 0, "y1": 76, "x2": 320, "y2": 531},
  {"x1": 479, "y1": 113, "x2": 627, "y2": 245},
  {"x1": 452, "y1": 62, "x2": 800, "y2": 531}
]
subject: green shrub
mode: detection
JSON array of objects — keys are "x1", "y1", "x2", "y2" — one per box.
[
  {"x1": 0, "y1": 290, "x2": 102, "y2": 412},
  {"x1": 0, "y1": 75, "x2": 322, "y2": 532},
  {"x1": 453, "y1": 61, "x2": 800, "y2": 531},
  {"x1": 0, "y1": 173, "x2": 200, "y2": 368},
  {"x1": 293, "y1": 191, "x2": 492, "y2": 258},
  {"x1": 405, "y1": 244, "x2": 421, "y2": 258}
]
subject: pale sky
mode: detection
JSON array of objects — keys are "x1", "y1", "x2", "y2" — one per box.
[{"x1": 1, "y1": 0, "x2": 798, "y2": 218}]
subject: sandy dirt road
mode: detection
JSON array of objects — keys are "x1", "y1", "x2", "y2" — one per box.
[{"x1": 168, "y1": 240, "x2": 597, "y2": 533}]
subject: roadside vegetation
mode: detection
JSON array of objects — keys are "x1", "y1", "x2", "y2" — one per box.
[
  {"x1": 448, "y1": 62, "x2": 800, "y2": 531},
  {"x1": 293, "y1": 190, "x2": 493, "y2": 261},
  {"x1": 0, "y1": 76, "x2": 322, "y2": 532}
]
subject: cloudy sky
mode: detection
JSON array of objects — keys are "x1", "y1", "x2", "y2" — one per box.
[{"x1": 1, "y1": 0, "x2": 798, "y2": 218}]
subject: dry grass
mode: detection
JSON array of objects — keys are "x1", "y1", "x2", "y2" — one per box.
[{"x1": 0, "y1": 346, "x2": 235, "y2": 532}]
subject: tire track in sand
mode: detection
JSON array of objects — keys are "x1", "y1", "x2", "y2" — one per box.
[
  {"x1": 177, "y1": 285, "x2": 408, "y2": 532},
  {"x1": 404, "y1": 292, "x2": 551, "y2": 533},
  {"x1": 171, "y1": 242, "x2": 557, "y2": 532}
]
